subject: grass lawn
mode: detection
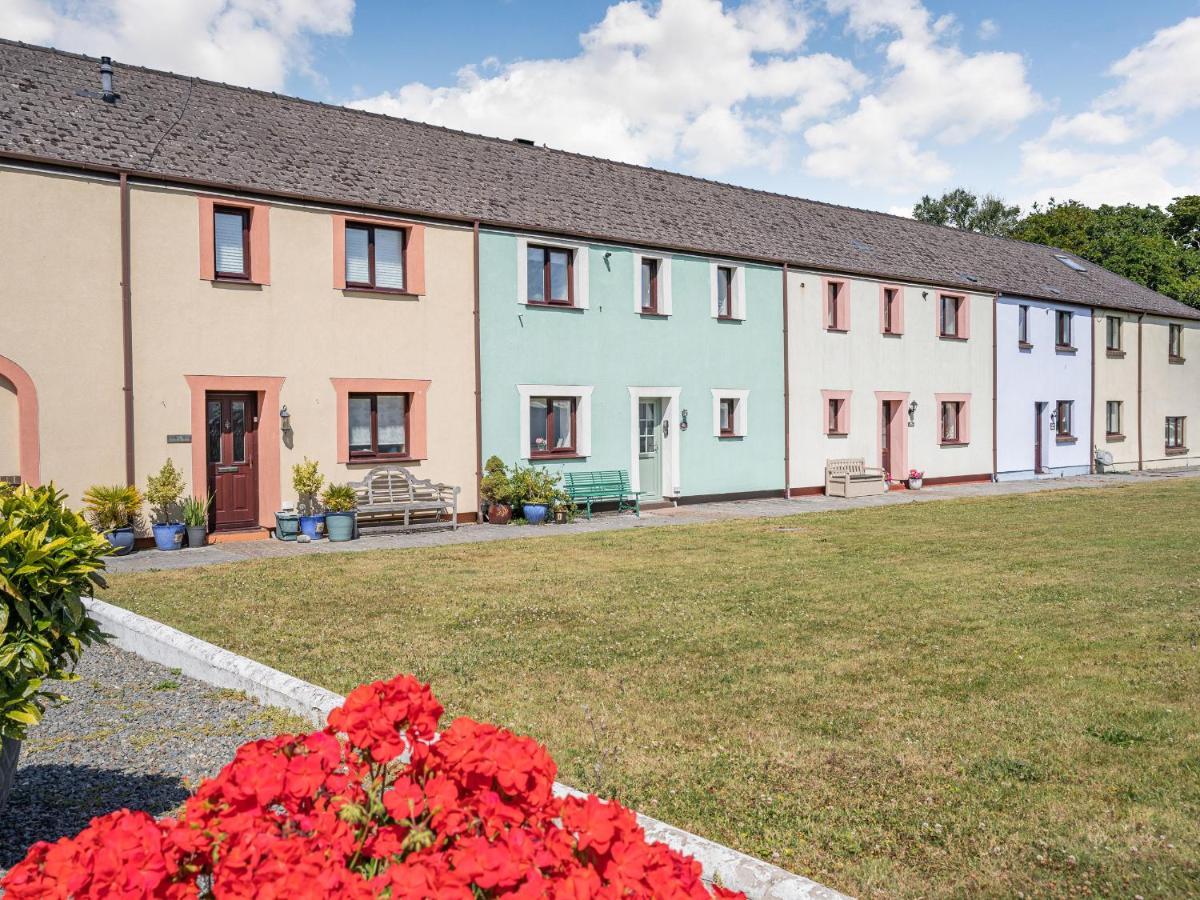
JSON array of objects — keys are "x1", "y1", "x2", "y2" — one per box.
[{"x1": 104, "y1": 481, "x2": 1200, "y2": 897}]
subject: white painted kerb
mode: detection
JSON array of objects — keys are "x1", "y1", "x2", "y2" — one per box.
[{"x1": 83, "y1": 597, "x2": 849, "y2": 900}]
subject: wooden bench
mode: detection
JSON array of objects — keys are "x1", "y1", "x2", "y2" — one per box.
[
  {"x1": 825, "y1": 458, "x2": 888, "y2": 498},
  {"x1": 563, "y1": 469, "x2": 640, "y2": 520},
  {"x1": 350, "y1": 466, "x2": 460, "y2": 533}
]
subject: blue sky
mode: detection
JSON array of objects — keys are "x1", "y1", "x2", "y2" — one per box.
[{"x1": 8, "y1": 1, "x2": 1200, "y2": 215}]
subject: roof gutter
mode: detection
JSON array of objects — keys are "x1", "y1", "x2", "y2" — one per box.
[{"x1": 119, "y1": 172, "x2": 135, "y2": 487}]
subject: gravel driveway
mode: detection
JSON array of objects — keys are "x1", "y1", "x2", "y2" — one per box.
[{"x1": 0, "y1": 643, "x2": 307, "y2": 872}]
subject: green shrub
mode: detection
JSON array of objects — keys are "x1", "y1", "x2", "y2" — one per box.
[
  {"x1": 81, "y1": 484, "x2": 143, "y2": 532},
  {"x1": 181, "y1": 495, "x2": 211, "y2": 528},
  {"x1": 321, "y1": 483, "x2": 358, "y2": 513},
  {"x1": 145, "y1": 460, "x2": 186, "y2": 524},
  {"x1": 509, "y1": 464, "x2": 563, "y2": 506},
  {"x1": 0, "y1": 484, "x2": 107, "y2": 740},
  {"x1": 480, "y1": 455, "x2": 514, "y2": 507},
  {"x1": 292, "y1": 458, "x2": 324, "y2": 515}
]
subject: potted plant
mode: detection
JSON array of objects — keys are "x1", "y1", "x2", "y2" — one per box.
[
  {"x1": 145, "y1": 459, "x2": 186, "y2": 550},
  {"x1": 293, "y1": 457, "x2": 325, "y2": 540},
  {"x1": 0, "y1": 483, "x2": 108, "y2": 811},
  {"x1": 81, "y1": 484, "x2": 143, "y2": 555},
  {"x1": 480, "y1": 455, "x2": 513, "y2": 525},
  {"x1": 321, "y1": 483, "x2": 358, "y2": 542},
  {"x1": 551, "y1": 484, "x2": 574, "y2": 524},
  {"x1": 182, "y1": 495, "x2": 211, "y2": 548},
  {"x1": 908, "y1": 468, "x2": 925, "y2": 490},
  {"x1": 512, "y1": 464, "x2": 560, "y2": 525}
]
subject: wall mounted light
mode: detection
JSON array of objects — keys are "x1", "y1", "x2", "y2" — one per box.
[
  {"x1": 907, "y1": 400, "x2": 918, "y2": 427},
  {"x1": 279, "y1": 404, "x2": 292, "y2": 434},
  {"x1": 1049, "y1": 409, "x2": 1057, "y2": 429},
  {"x1": 680, "y1": 409, "x2": 689, "y2": 431}
]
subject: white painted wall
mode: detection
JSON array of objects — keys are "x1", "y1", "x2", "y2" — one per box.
[
  {"x1": 787, "y1": 270, "x2": 994, "y2": 490},
  {"x1": 996, "y1": 297, "x2": 1093, "y2": 479}
]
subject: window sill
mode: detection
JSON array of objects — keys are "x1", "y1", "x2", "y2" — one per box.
[
  {"x1": 1105, "y1": 433, "x2": 1126, "y2": 442},
  {"x1": 639, "y1": 311, "x2": 669, "y2": 319},
  {"x1": 939, "y1": 334, "x2": 967, "y2": 342},
  {"x1": 1169, "y1": 356, "x2": 1186, "y2": 365},
  {"x1": 1055, "y1": 345, "x2": 1077, "y2": 354},
  {"x1": 523, "y1": 301, "x2": 582, "y2": 312},
  {"x1": 1165, "y1": 446, "x2": 1189, "y2": 456},
  {"x1": 715, "y1": 315, "x2": 744, "y2": 323},
  {"x1": 346, "y1": 455, "x2": 421, "y2": 465},
  {"x1": 825, "y1": 327, "x2": 848, "y2": 334},
  {"x1": 530, "y1": 453, "x2": 585, "y2": 461},
  {"x1": 718, "y1": 434, "x2": 744, "y2": 441},
  {"x1": 211, "y1": 277, "x2": 264, "y2": 288},
  {"x1": 826, "y1": 431, "x2": 849, "y2": 438},
  {"x1": 939, "y1": 440, "x2": 969, "y2": 447},
  {"x1": 343, "y1": 286, "x2": 418, "y2": 298},
  {"x1": 1018, "y1": 341, "x2": 1034, "y2": 351},
  {"x1": 1106, "y1": 349, "x2": 1125, "y2": 359},
  {"x1": 1056, "y1": 435, "x2": 1077, "y2": 444},
  {"x1": 881, "y1": 330, "x2": 903, "y2": 337}
]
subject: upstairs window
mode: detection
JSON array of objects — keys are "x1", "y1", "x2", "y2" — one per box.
[
  {"x1": 1166, "y1": 416, "x2": 1186, "y2": 451},
  {"x1": 1169, "y1": 323, "x2": 1184, "y2": 361},
  {"x1": 1107, "y1": 315, "x2": 1122, "y2": 353},
  {"x1": 530, "y1": 396, "x2": 576, "y2": 456},
  {"x1": 1106, "y1": 401, "x2": 1122, "y2": 437},
  {"x1": 345, "y1": 223, "x2": 406, "y2": 292},
  {"x1": 640, "y1": 258, "x2": 659, "y2": 314},
  {"x1": 348, "y1": 393, "x2": 409, "y2": 459},
  {"x1": 527, "y1": 245, "x2": 574, "y2": 306},
  {"x1": 214, "y1": 206, "x2": 250, "y2": 279},
  {"x1": 1055, "y1": 400, "x2": 1074, "y2": 439},
  {"x1": 716, "y1": 266, "x2": 734, "y2": 319},
  {"x1": 824, "y1": 278, "x2": 849, "y2": 331},
  {"x1": 1018, "y1": 304, "x2": 1030, "y2": 346},
  {"x1": 1055, "y1": 310, "x2": 1074, "y2": 349},
  {"x1": 881, "y1": 286, "x2": 902, "y2": 334},
  {"x1": 939, "y1": 294, "x2": 966, "y2": 338}
]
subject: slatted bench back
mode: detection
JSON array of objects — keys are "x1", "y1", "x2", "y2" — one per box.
[
  {"x1": 564, "y1": 469, "x2": 631, "y2": 499},
  {"x1": 825, "y1": 458, "x2": 867, "y2": 477}
]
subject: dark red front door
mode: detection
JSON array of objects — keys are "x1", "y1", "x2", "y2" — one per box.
[{"x1": 206, "y1": 392, "x2": 259, "y2": 530}]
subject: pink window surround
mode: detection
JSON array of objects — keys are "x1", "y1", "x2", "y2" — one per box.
[
  {"x1": 822, "y1": 277, "x2": 850, "y2": 331},
  {"x1": 821, "y1": 389, "x2": 852, "y2": 435},
  {"x1": 331, "y1": 378, "x2": 430, "y2": 463},
  {"x1": 331, "y1": 215, "x2": 426, "y2": 295},
  {"x1": 878, "y1": 285, "x2": 902, "y2": 336},
  {"x1": 197, "y1": 196, "x2": 271, "y2": 284},
  {"x1": 937, "y1": 293, "x2": 970, "y2": 340},
  {"x1": 0, "y1": 355, "x2": 40, "y2": 486},
  {"x1": 935, "y1": 392, "x2": 971, "y2": 445},
  {"x1": 185, "y1": 375, "x2": 284, "y2": 530},
  {"x1": 875, "y1": 391, "x2": 910, "y2": 480}
]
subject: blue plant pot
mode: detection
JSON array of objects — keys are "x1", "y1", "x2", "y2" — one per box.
[
  {"x1": 152, "y1": 522, "x2": 185, "y2": 551},
  {"x1": 523, "y1": 503, "x2": 549, "y2": 525},
  {"x1": 275, "y1": 512, "x2": 301, "y2": 541},
  {"x1": 105, "y1": 527, "x2": 136, "y2": 556},
  {"x1": 299, "y1": 514, "x2": 326, "y2": 540},
  {"x1": 325, "y1": 511, "x2": 356, "y2": 542}
]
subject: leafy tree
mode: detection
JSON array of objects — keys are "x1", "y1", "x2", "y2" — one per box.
[{"x1": 912, "y1": 188, "x2": 1021, "y2": 236}]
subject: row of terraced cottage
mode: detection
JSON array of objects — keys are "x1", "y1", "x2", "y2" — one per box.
[{"x1": 2, "y1": 42, "x2": 1198, "y2": 533}]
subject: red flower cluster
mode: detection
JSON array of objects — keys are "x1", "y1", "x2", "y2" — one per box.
[{"x1": 3, "y1": 674, "x2": 744, "y2": 900}]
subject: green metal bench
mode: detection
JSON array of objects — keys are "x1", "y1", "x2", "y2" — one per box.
[{"x1": 563, "y1": 469, "x2": 641, "y2": 520}]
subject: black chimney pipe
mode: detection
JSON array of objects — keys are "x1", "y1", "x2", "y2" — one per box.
[{"x1": 100, "y1": 56, "x2": 117, "y2": 103}]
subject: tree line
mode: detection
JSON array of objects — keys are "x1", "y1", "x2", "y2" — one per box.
[{"x1": 912, "y1": 189, "x2": 1200, "y2": 309}]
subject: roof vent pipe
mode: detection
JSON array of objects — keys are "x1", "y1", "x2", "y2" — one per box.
[
  {"x1": 100, "y1": 56, "x2": 118, "y2": 103},
  {"x1": 513, "y1": 138, "x2": 535, "y2": 146}
]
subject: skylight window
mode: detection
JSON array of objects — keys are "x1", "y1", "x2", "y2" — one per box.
[
  {"x1": 958, "y1": 273, "x2": 980, "y2": 283},
  {"x1": 850, "y1": 238, "x2": 873, "y2": 252},
  {"x1": 1054, "y1": 254, "x2": 1087, "y2": 272}
]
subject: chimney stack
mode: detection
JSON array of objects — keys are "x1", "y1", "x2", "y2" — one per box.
[{"x1": 100, "y1": 56, "x2": 117, "y2": 103}]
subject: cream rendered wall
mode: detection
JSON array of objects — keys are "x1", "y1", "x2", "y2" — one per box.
[
  {"x1": 0, "y1": 377, "x2": 19, "y2": 477},
  {"x1": 1092, "y1": 310, "x2": 1140, "y2": 471},
  {"x1": 1140, "y1": 316, "x2": 1200, "y2": 470},
  {"x1": 128, "y1": 185, "x2": 479, "y2": 520},
  {"x1": 787, "y1": 271, "x2": 993, "y2": 490},
  {"x1": 0, "y1": 167, "x2": 126, "y2": 503}
]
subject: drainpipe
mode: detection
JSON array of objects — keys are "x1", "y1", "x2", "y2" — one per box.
[
  {"x1": 781, "y1": 264, "x2": 790, "y2": 498},
  {"x1": 120, "y1": 173, "x2": 135, "y2": 487},
  {"x1": 1137, "y1": 313, "x2": 1144, "y2": 470},
  {"x1": 1089, "y1": 310, "x2": 1096, "y2": 473},
  {"x1": 472, "y1": 220, "x2": 483, "y2": 514},
  {"x1": 991, "y1": 292, "x2": 998, "y2": 481}
]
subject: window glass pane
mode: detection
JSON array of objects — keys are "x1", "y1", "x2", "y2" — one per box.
[
  {"x1": 641, "y1": 260, "x2": 655, "y2": 310},
  {"x1": 377, "y1": 395, "x2": 406, "y2": 453},
  {"x1": 829, "y1": 399, "x2": 839, "y2": 433},
  {"x1": 943, "y1": 402, "x2": 958, "y2": 441},
  {"x1": 639, "y1": 402, "x2": 655, "y2": 453},
  {"x1": 530, "y1": 397, "x2": 549, "y2": 453},
  {"x1": 1019, "y1": 306, "x2": 1028, "y2": 342},
  {"x1": 552, "y1": 399, "x2": 573, "y2": 449},
  {"x1": 374, "y1": 227, "x2": 405, "y2": 290},
  {"x1": 231, "y1": 401, "x2": 245, "y2": 463},
  {"x1": 941, "y1": 297, "x2": 957, "y2": 335},
  {"x1": 721, "y1": 399, "x2": 733, "y2": 432},
  {"x1": 346, "y1": 226, "x2": 370, "y2": 285},
  {"x1": 526, "y1": 247, "x2": 545, "y2": 302},
  {"x1": 719, "y1": 270, "x2": 731, "y2": 316},
  {"x1": 549, "y1": 250, "x2": 570, "y2": 301},
  {"x1": 214, "y1": 211, "x2": 245, "y2": 275},
  {"x1": 348, "y1": 396, "x2": 372, "y2": 452},
  {"x1": 207, "y1": 400, "x2": 222, "y2": 463}
]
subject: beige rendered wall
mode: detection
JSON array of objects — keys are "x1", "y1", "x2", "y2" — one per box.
[
  {"x1": 1092, "y1": 310, "x2": 1140, "y2": 471},
  {"x1": 787, "y1": 271, "x2": 994, "y2": 489},
  {"x1": 0, "y1": 377, "x2": 19, "y2": 477},
  {"x1": 1140, "y1": 316, "x2": 1200, "y2": 470},
  {"x1": 0, "y1": 166, "x2": 126, "y2": 503},
  {"x1": 128, "y1": 184, "x2": 479, "y2": 524}
]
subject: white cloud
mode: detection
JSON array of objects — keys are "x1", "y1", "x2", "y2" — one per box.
[
  {"x1": 1099, "y1": 16, "x2": 1200, "y2": 122},
  {"x1": 802, "y1": 0, "x2": 1040, "y2": 189},
  {"x1": 0, "y1": 0, "x2": 353, "y2": 92},
  {"x1": 1019, "y1": 137, "x2": 1198, "y2": 208},
  {"x1": 977, "y1": 18, "x2": 998, "y2": 40},
  {"x1": 1043, "y1": 112, "x2": 1136, "y2": 146},
  {"x1": 351, "y1": 0, "x2": 866, "y2": 176}
]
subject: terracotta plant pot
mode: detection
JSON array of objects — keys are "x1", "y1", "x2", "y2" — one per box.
[{"x1": 487, "y1": 503, "x2": 512, "y2": 525}]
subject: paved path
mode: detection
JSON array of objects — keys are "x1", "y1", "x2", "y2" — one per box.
[{"x1": 107, "y1": 468, "x2": 1200, "y2": 575}]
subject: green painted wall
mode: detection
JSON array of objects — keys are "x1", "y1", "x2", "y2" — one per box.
[{"x1": 479, "y1": 230, "x2": 786, "y2": 498}]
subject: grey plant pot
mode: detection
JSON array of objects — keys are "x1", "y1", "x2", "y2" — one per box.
[
  {"x1": 187, "y1": 525, "x2": 208, "y2": 548},
  {"x1": 0, "y1": 736, "x2": 20, "y2": 813}
]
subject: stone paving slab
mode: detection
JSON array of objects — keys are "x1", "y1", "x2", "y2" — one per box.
[{"x1": 106, "y1": 469, "x2": 1200, "y2": 575}]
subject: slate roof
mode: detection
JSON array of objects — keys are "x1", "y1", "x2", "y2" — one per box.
[{"x1": 3, "y1": 39, "x2": 1197, "y2": 320}]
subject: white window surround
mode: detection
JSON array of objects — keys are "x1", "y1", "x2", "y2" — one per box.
[
  {"x1": 518, "y1": 384, "x2": 594, "y2": 459},
  {"x1": 709, "y1": 262, "x2": 747, "y2": 320},
  {"x1": 516, "y1": 235, "x2": 590, "y2": 308},
  {"x1": 632, "y1": 253, "x2": 673, "y2": 315},
  {"x1": 711, "y1": 388, "x2": 749, "y2": 437},
  {"x1": 627, "y1": 387, "x2": 682, "y2": 496}
]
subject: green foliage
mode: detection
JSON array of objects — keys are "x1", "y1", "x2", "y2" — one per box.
[
  {"x1": 181, "y1": 495, "x2": 211, "y2": 528},
  {"x1": 81, "y1": 484, "x2": 143, "y2": 533},
  {"x1": 321, "y1": 483, "x2": 358, "y2": 513},
  {"x1": 508, "y1": 464, "x2": 564, "y2": 507},
  {"x1": 0, "y1": 483, "x2": 108, "y2": 740},
  {"x1": 145, "y1": 460, "x2": 186, "y2": 524},
  {"x1": 480, "y1": 455, "x2": 514, "y2": 507},
  {"x1": 912, "y1": 188, "x2": 1021, "y2": 237},
  {"x1": 292, "y1": 458, "x2": 325, "y2": 515}
]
